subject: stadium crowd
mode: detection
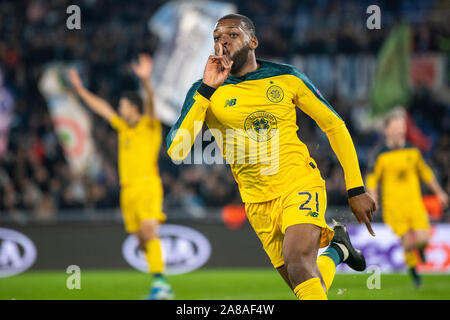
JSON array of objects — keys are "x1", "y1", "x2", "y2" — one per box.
[{"x1": 0, "y1": 0, "x2": 448, "y2": 221}]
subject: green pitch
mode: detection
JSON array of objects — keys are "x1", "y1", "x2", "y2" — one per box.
[{"x1": 0, "y1": 268, "x2": 449, "y2": 300}]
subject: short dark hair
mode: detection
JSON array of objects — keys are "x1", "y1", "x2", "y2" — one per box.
[
  {"x1": 120, "y1": 91, "x2": 143, "y2": 113},
  {"x1": 218, "y1": 13, "x2": 256, "y2": 37}
]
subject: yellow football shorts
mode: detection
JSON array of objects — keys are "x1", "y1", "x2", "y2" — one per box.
[
  {"x1": 120, "y1": 181, "x2": 166, "y2": 233},
  {"x1": 383, "y1": 202, "x2": 430, "y2": 237},
  {"x1": 245, "y1": 177, "x2": 334, "y2": 269}
]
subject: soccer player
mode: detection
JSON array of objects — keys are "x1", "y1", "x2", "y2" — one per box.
[
  {"x1": 167, "y1": 14, "x2": 376, "y2": 300},
  {"x1": 366, "y1": 108, "x2": 449, "y2": 287},
  {"x1": 68, "y1": 54, "x2": 174, "y2": 299}
]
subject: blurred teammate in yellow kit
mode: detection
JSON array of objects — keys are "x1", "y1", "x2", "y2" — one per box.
[
  {"x1": 366, "y1": 108, "x2": 448, "y2": 287},
  {"x1": 167, "y1": 14, "x2": 377, "y2": 300},
  {"x1": 69, "y1": 54, "x2": 173, "y2": 300}
]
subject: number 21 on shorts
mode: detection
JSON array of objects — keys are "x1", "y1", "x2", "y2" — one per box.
[{"x1": 298, "y1": 191, "x2": 319, "y2": 214}]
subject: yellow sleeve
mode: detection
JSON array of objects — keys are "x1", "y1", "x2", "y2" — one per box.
[
  {"x1": 140, "y1": 115, "x2": 151, "y2": 125},
  {"x1": 167, "y1": 81, "x2": 210, "y2": 161},
  {"x1": 143, "y1": 115, "x2": 162, "y2": 149},
  {"x1": 141, "y1": 115, "x2": 161, "y2": 130},
  {"x1": 416, "y1": 150, "x2": 434, "y2": 183},
  {"x1": 366, "y1": 155, "x2": 382, "y2": 191},
  {"x1": 109, "y1": 114, "x2": 128, "y2": 132},
  {"x1": 293, "y1": 74, "x2": 364, "y2": 192},
  {"x1": 151, "y1": 118, "x2": 162, "y2": 130}
]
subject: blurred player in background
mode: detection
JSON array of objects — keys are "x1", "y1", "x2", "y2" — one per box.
[
  {"x1": 167, "y1": 13, "x2": 376, "y2": 300},
  {"x1": 366, "y1": 107, "x2": 449, "y2": 287},
  {"x1": 69, "y1": 54, "x2": 173, "y2": 300}
]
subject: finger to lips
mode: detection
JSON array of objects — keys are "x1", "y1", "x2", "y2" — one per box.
[
  {"x1": 212, "y1": 56, "x2": 225, "y2": 71},
  {"x1": 216, "y1": 56, "x2": 230, "y2": 70},
  {"x1": 223, "y1": 57, "x2": 231, "y2": 69},
  {"x1": 221, "y1": 50, "x2": 230, "y2": 62},
  {"x1": 212, "y1": 55, "x2": 225, "y2": 62},
  {"x1": 208, "y1": 55, "x2": 217, "y2": 64},
  {"x1": 211, "y1": 57, "x2": 224, "y2": 69}
]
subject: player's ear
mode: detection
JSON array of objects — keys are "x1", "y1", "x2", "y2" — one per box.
[{"x1": 249, "y1": 36, "x2": 258, "y2": 50}]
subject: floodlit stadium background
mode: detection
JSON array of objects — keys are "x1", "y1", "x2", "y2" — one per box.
[{"x1": 0, "y1": 0, "x2": 449, "y2": 298}]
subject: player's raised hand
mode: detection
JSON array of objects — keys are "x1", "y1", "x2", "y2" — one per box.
[
  {"x1": 68, "y1": 68, "x2": 84, "y2": 90},
  {"x1": 202, "y1": 43, "x2": 233, "y2": 89},
  {"x1": 348, "y1": 192, "x2": 377, "y2": 236},
  {"x1": 131, "y1": 53, "x2": 153, "y2": 80}
]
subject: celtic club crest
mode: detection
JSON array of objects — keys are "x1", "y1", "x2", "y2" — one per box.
[
  {"x1": 266, "y1": 85, "x2": 284, "y2": 103},
  {"x1": 244, "y1": 111, "x2": 278, "y2": 142}
]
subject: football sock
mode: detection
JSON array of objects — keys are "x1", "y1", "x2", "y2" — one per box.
[
  {"x1": 405, "y1": 250, "x2": 422, "y2": 287},
  {"x1": 417, "y1": 245, "x2": 427, "y2": 263},
  {"x1": 145, "y1": 238, "x2": 165, "y2": 274},
  {"x1": 294, "y1": 277, "x2": 327, "y2": 300},
  {"x1": 404, "y1": 250, "x2": 418, "y2": 268},
  {"x1": 409, "y1": 267, "x2": 422, "y2": 287},
  {"x1": 418, "y1": 248, "x2": 426, "y2": 263},
  {"x1": 316, "y1": 245, "x2": 346, "y2": 291},
  {"x1": 153, "y1": 273, "x2": 165, "y2": 280}
]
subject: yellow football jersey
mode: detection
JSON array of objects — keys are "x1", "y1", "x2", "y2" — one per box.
[
  {"x1": 366, "y1": 144, "x2": 434, "y2": 210},
  {"x1": 110, "y1": 115, "x2": 162, "y2": 187},
  {"x1": 167, "y1": 59, "x2": 364, "y2": 203}
]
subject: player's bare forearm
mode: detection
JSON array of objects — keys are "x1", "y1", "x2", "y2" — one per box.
[
  {"x1": 427, "y1": 179, "x2": 449, "y2": 208},
  {"x1": 75, "y1": 86, "x2": 116, "y2": 121},
  {"x1": 131, "y1": 53, "x2": 155, "y2": 118},
  {"x1": 141, "y1": 77, "x2": 155, "y2": 119},
  {"x1": 68, "y1": 68, "x2": 116, "y2": 121}
]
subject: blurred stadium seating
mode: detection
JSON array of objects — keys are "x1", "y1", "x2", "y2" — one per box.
[{"x1": 0, "y1": 0, "x2": 448, "y2": 224}]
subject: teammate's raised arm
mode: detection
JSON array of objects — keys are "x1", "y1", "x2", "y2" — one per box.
[
  {"x1": 426, "y1": 179, "x2": 449, "y2": 208},
  {"x1": 131, "y1": 54, "x2": 155, "y2": 119},
  {"x1": 417, "y1": 153, "x2": 450, "y2": 208},
  {"x1": 68, "y1": 68, "x2": 116, "y2": 121}
]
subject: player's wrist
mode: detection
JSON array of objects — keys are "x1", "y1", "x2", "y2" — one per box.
[
  {"x1": 198, "y1": 82, "x2": 216, "y2": 100},
  {"x1": 347, "y1": 186, "x2": 365, "y2": 198}
]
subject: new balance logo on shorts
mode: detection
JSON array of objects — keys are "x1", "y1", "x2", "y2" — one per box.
[{"x1": 306, "y1": 211, "x2": 319, "y2": 218}]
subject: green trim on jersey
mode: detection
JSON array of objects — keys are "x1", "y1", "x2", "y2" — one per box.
[
  {"x1": 167, "y1": 59, "x2": 341, "y2": 148},
  {"x1": 166, "y1": 80, "x2": 202, "y2": 149},
  {"x1": 224, "y1": 59, "x2": 341, "y2": 120}
]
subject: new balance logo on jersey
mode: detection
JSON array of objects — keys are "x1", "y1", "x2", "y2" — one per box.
[{"x1": 224, "y1": 98, "x2": 237, "y2": 108}]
